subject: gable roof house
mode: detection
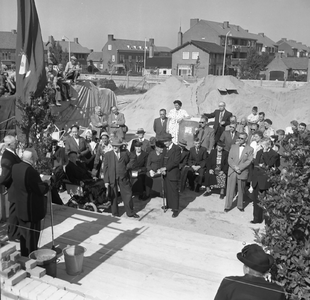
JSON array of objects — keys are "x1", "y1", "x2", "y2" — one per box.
[
  {"x1": 0, "y1": 30, "x2": 17, "y2": 68},
  {"x1": 101, "y1": 35, "x2": 171, "y2": 74},
  {"x1": 277, "y1": 38, "x2": 310, "y2": 57}
]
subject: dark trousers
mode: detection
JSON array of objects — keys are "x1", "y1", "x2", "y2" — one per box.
[
  {"x1": 179, "y1": 166, "x2": 190, "y2": 192},
  {"x1": 164, "y1": 177, "x2": 179, "y2": 211},
  {"x1": 187, "y1": 167, "x2": 204, "y2": 189},
  {"x1": 8, "y1": 201, "x2": 20, "y2": 240},
  {"x1": 19, "y1": 220, "x2": 41, "y2": 257},
  {"x1": 253, "y1": 184, "x2": 265, "y2": 222},
  {"x1": 110, "y1": 177, "x2": 134, "y2": 216},
  {"x1": 58, "y1": 80, "x2": 71, "y2": 100}
]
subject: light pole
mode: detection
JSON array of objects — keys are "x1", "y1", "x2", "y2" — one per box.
[
  {"x1": 143, "y1": 38, "x2": 147, "y2": 75},
  {"x1": 222, "y1": 31, "x2": 231, "y2": 76},
  {"x1": 62, "y1": 36, "x2": 71, "y2": 59}
]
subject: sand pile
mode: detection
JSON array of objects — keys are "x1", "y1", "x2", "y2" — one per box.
[{"x1": 122, "y1": 75, "x2": 310, "y2": 133}]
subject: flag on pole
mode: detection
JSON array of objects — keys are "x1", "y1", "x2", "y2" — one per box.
[{"x1": 15, "y1": 0, "x2": 47, "y2": 104}]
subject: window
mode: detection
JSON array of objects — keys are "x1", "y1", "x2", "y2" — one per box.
[
  {"x1": 119, "y1": 54, "x2": 125, "y2": 63},
  {"x1": 192, "y1": 52, "x2": 199, "y2": 59},
  {"x1": 108, "y1": 44, "x2": 112, "y2": 50},
  {"x1": 112, "y1": 55, "x2": 115, "y2": 62},
  {"x1": 183, "y1": 52, "x2": 189, "y2": 59},
  {"x1": 128, "y1": 55, "x2": 132, "y2": 62}
]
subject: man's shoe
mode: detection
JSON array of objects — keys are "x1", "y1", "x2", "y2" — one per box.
[
  {"x1": 195, "y1": 185, "x2": 201, "y2": 193},
  {"x1": 238, "y1": 208, "x2": 244, "y2": 212},
  {"x1": 112, "y1": 213, "x2": 119, "y2": 217},
  {"x1": 129, "y1": 213, "x2": 140, "y2": 219},
  {"x1": 161, "y1": 205, "x2": 169, "y2": 210},
  {"x1": 203, "y1": 191, "x2": 211, "y2": 197},
  {"x1": 250, "y1": 220, "x2": 262, "y2": 224},
  {"x1": 224, "y1": 208, "x2": 230, "y2": 212},
  {"x1": 219, "y1": 194, "x2": 225, "y2": 199},
  {"x1": 172, "y1": 211, "x2": 179, "y2": 218}
]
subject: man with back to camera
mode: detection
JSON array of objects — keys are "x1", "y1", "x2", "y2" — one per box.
[
  {"x1": 214, "y1": 243, "x2": 286, "y2": 300},
  {"x1": 153, "y1": 109, "x2": 168, "y2": 139},
  {"x1": 0, "y1": 135, "x2": 21, "y2": 241},
  {"x1": 204, "y1": 101, "x2": 232, "y2": 143}
]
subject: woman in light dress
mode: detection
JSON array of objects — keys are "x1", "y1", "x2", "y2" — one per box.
[{"x1": 167, "y1": 100, "x2": 190, "y2": 144}]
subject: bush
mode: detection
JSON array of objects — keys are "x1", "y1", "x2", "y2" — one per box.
[
  {"x1": 98, "y1": 78, "x2": 117, "y2": 91},
  {"x1": 255, "y1": 132, "x2": 310, "y2": 299}
]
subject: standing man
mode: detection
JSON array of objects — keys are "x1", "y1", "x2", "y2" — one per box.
[
  {"x1": 0, "y1": 135, "x2": 21, "y2": 240},
  {"x1": 153, "y1": 109, "x2": 168, "y2": 139},
  {"x1": 65, "y1": 125, "x2": 90, "y2": 163},
  {"x1": 108, "y1": 106, "x2": 126, "y2": 141},
  {"x1": 159, "y1": 133, "x2": 181, "y2": 218},
  {"x1": 130, "y1": 128, "x2": 151, "y2": 152},
  {"x1": 9, "y1": 149, "x2": 49, "y2": 256},
  {"x1": 225, "y1": 132, "x2": 253, "y2": 212},
  {"x1": 219, "y1": 122, "x2": 239, "y2": 152},
  {"x1": 103, "y1": 138, "x2": 139, "y2": 218},
  {"x1": 194, "y1": 115, "x2": 215, "y2": 153},
  {"x1": 250, "y1": 138, "x2": 279, "y2": 224},
  {"x1": 204, "y1": 101, "x2": 232, "y2": 143},
  {"x1": 187, "y1": 138, "x2": 208, "y2": 192}
]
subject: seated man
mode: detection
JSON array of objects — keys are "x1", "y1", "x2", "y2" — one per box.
[
  {"x1": 129, "y1": 141, "x2": 148, "y2": 199},
  {"x1": 64, "y1": 56, "x2": 80, "y2": 83},
  {"x1": 187, "y1": 138, "x2": 208, "y2": 192},
  {"x1": 130, "y1": 128, "x2": 151, "y2": 153},
  {"x1": 214, "y1": 244, "x2": 286, "y2": 300},
  {"x1": 57, "y1": 63, "x2": 71, "y2": 101},
  {"x1": 90, "y1": 106, "x2": 108, "y2": 138}
]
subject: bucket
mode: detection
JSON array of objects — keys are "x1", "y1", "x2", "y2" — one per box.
[
  {"x1": 29, "y1": 249, "x2": 57, "y2": 277},
  {"x1": 63, "y1": 245, "x2": 86, "y2": 276}
]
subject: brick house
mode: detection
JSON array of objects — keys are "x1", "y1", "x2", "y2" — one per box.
[
  {"x1": 101, "y1": 35, "x2": 171, "y2": 74},
  {"x1": 276, "y1": 38, "x2": 310, "y2": 57},
  {"x1": 0, "y1": 30, "x2": 17, "y2": 68},
  {"x1": 171, "y1": 40, "x2": 232, "y2": 77}
]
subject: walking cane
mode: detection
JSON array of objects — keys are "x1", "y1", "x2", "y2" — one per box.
[{"x1": 161, "y1": 174, "x2": 167, "y2": 213}]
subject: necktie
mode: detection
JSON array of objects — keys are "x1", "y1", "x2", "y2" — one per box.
[
  {"x1": 219, "y1": 111, "x2": 223, "y2": 122},
  {"x1": 196, "y1": 148, "x2": 199, "y2": 154},
  {"x1": 231, "y1": 132, "x2": 234, "y2": 139},
  {"x1": 161, "y1": 119, "x2": 164, "y2": 126}
]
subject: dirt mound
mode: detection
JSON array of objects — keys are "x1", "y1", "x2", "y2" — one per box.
[{"x1": 122, "y1": 75, "x2": 310, "y2": 133}]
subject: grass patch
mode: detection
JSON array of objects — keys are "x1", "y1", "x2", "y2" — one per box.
[{"x1": 115, "y1": 84, "x2": 147, "y2": 95}]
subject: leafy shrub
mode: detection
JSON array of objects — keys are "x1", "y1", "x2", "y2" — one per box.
[{"x1": 255, "y1": 132, "x2": 310, "y2": 299}]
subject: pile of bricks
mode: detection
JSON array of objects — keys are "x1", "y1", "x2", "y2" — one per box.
[{"x1": 0, "y1": 243, "x2": 99, "y2": 300}]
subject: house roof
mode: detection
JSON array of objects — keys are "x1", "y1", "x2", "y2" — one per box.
[
  {"x1": 171, "y1": 40, "x2": 232, "y2": 54},
  {"x1": 0, "y1": 31, "x2": 17, "y2": 49},
  {"x1": 282, "y1": 57, "x2": 308, "y2": 69},
  {"x1": 196, "y1": 20, "x2": 256, "y2": 40},
  {"x1": 45, "y1": 40, "x2": 90, "y2": 54},
  {"x1": 250, "y1": 33, "x2": 276, "y2": 48},
  {"x1": 277, "y1": 39, "x2": 310, "y2": 52},
  {"x1": 87, "y1": 51, "x2": 102, "y2": 61},
  {"x1": 146, "y1": 56, "x2": 172, "y2": 68},
  {"x1": 103, "y1": 38, "x2": 171, "y2": 52}
]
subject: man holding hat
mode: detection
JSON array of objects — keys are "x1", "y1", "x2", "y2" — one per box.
[
  {"x1": 65, "y1": 56, "x2": 80, "y2": 83},
  {"x1": 130, "y1": 128, "x2": 150, "y2": 153},
  {"x1": 214, "y1": 244, "x2": 286, "y2": 299},
  {"x1": 103, "y1": 138, "x2": 139, "y2": 218},
  {"x1": 159, "y1": 133, "x2": 181, "y2": 218}
]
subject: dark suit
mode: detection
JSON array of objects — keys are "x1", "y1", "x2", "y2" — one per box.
[
  {"x1": 65, "y1": 135, "x2": 90, "y2": 162},
  {"x1": 0, "y1": 149, "x2": 21, "y2": 240},
  {"x1": 187, "y1": 146, "x2": 208, "y2": 188},
  {"x1": 194, "y1": 126, "x2": 215, "y2": 153},
  {"x1": 66, "y1": 160, "x2": 93, "y2": 185},
  {"x1": 252, "y1": 149, "x2": 279, "y2": 222},
  {"x1": 9, "y1": 161, "x2": 49, "y2": 256},
  {"x1": 162, "y1": 144, "x2": 181, "y2": 211},
  {"x1": 108, "y1": 112, "x2": 126, "y2": 140},
  {"x1": 103, "y1": 150, "x2": 135, "y2": 216},
  {"x1": 205, "y1": 109, "x2": 232, "y2": 142},
  {"x1": 130, "y1": 150, "x2": 148, "y2": 195},
  {"x1": 153, "y1": 117, "x2": 168, "y2": 138},
  {"x1": 214, "y1": 274, "x2": 286, "y2": 300},
  {"x1": 179, "y1": 148, "x2": 190, "y2": 192},
  {"x1": 219, "y1": 130, "x2": 239, "y2": 152}
]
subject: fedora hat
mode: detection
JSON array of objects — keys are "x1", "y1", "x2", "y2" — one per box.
[
  {"x1": 237, "y1": 244, "x2": 274, "y2": 273},
  {"x1": 178, "y1": 139, "x2": 187, "y2": 147},
  {"x1": 134, "y1": 141, "x2": 143, "y2": 147},
  {"x1": 136, "y1": 128, "x2": 146, "y2": 134},
  {"x1": 149, "y1": 137, "x2": 156, "y2": 146},
  {"x1": 111, "y1": 138, "x2": 123, "y2": 146},
  {"x1": 158, "y1": 133, "x2": 173, "y2": 142}
]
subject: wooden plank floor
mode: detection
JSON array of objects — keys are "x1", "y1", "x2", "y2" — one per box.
[{"x1": 38, "y1": 204, "x2": 245, "y2": 300}]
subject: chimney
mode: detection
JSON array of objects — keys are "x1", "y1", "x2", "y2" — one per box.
[
  {"x1": 48, "y1": 35, "x2": 54, "y2": 44},
  {"x1": 108, "y1": 34, "x2": 114, "y2": 41},
  {"x1": 90, "y1": 49, "x2": 93, "y2": 52},
  {"x1": 281, "y1": 38, "x2": 287, "y2": 41},
  {"x1": 245, "y1": 29, "x2": 249, "y2": 32},
  {"x1": 11, "y1": 29, "x2": 17, "y2": 34},
  {"x1": 223, "y1": 21, "x2": 229, "y2": 29},
  {"x1": 178, "y1": 26, "x2": 183, "y2": 46},
  {"x1": 74, "y1": 37, "x2": 78, "y2": 43},
  {"x1": 258, "y1": 33, "x2": 264, "y2": 37},
  {"x1": 149, "y1": 38, "x2": 154, "y2": 58},
  {"x1": 190, "y1": 18, "x2": 199, "y2": 28},
  {"x1": 289, "y1": 39, "x2": 296, "y2": 43}
]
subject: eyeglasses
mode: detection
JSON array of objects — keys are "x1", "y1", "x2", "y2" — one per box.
[
  {"x1": 237, "y1": 137, "x2": 246, "y2": 140},
  {"x1": 199, "y1": 122, "x2": 205, "y2": 124}
]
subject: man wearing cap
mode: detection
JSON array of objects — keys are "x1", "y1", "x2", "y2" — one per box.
[
  {"x1": 194, "y1": 115, "x2": 215, "y2": 153},
  {"x1": 65, "y1": 56, "x2": 80, "y2": 83},
  {"x1": 178, "y1": 139, "x2": 190, "y2": 193},
  {"x1": 9, "y1": 149, "x2": 49, "y2": 256},
  {"x1": 108, "y1": 106, "x2": 126, "y2": 141},
  {"x1": 153, "y1": 109, "x2": 168, "y2": 139},
  {"x1": 0, "y1": 135, "x2": 21, "y2": 240},
  {"x1": 130, "y1": 128, "x2": 150, "y2": 153},
  {"x1": 204, "y1": 101, "x2": 232, "y2": 143},
  {"x1": 90, "y1": 106, "x2": 108, "y2": 138},
  {"x1": 214, "y1": 244, "x2": 285, "y2": 299},
  {"x1": 159, "y1": 133, "x2": 181, "y2": 218},
  {"x1": 103, "y1": 138, "x2": 139, "y2": 218}
]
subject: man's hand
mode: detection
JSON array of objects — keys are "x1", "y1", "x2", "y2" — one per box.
[
  {"x1": 220, "y1": 121, "x2": 226, "y2": 125},
  {"x1": 150, "y1": 170, "x2": 155, "y2": 177},
  {"x1": 209, "y1": 169, "x2": 214, "y2": 174},
  {"x1": 105, "y1": 183, "x2": 109, "y2": 189},
  {"x1": 91, "y1": 169, "x2": 97, "y2": 177}
]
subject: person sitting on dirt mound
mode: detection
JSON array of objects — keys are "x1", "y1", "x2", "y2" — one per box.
[
  {"x1": 65, "y1": 56, "x2": 80, "y2": 84},
  {"x1": 214, "y1": 244, "x2": 286, "y2": 300}
]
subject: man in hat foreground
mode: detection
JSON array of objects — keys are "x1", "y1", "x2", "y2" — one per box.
[
  {"x1": 103, "y1": 138, "x2": 139, "y2": 218},
  {"x1": 159, "y1": 133, "x2": 181, "y2": 218},
  {"x1": 130, "y1": 128, "x2": 150, "y2": 153},
  {"x1": 214, "y1": 244, "x2": 286, "y2": 300}
]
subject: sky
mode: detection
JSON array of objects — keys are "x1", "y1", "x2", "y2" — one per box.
[{"x1": 1, "y1": 0, "x2": 310, "y2": 51}]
